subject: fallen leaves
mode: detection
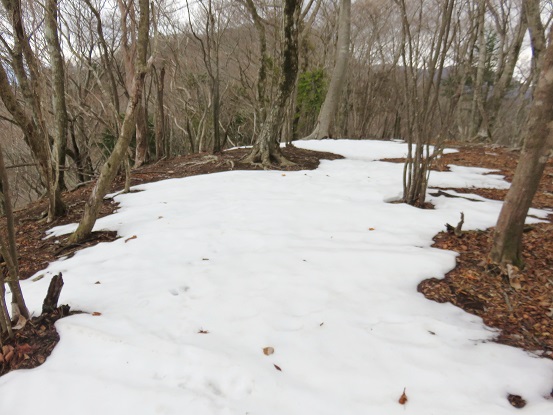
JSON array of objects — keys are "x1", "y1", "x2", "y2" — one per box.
[
  {"x1": 506, "y1": 264, "x2": 523, "y2": 291},
  {"x1": 263, "y1": 347, "x2": 274, "y2": 356},
  {"x1": 507, "y1": 394, "x2": 526, "y2": 408},
  {"x1": 91, "y1": 312, "x2": 102, "y2": 316},
  {"x1": 197, "y1": 329, "x2": 209, "y2": 334},
  {"x1": 398, "y1": 388, "x2": 408, "y2": 405},
  {"x1": 0, "y1": 345, "x2": 15, "y2": 363},
  {"x1": 419, "y1": 222, "x2": 553, "y2": 359}
]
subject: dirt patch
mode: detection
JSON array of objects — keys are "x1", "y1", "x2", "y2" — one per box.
[
  {"x1": 419, "y1": 223, "x2": 553, "y2": 358},
  {"x1": 0, "y1": 305, "x2": 73, "y2": 377}
]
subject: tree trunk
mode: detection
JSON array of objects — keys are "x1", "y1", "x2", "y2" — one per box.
[
  {"x1": 0, "y1": 141, "x2": 29, "y2": 321},
  {"x1": 0, "y1": 0, "x2": 65, "y2": 221},
  {"x1": 44, "y1": 0, "x2": 69, "y2": 192},
  {"x1": 69, "y1": 0, "x2": 150, "y2": 244},
  {"x1": 135, "y1": 97, "x2": 149, "y2": 167},
  {"x1": 487, "y1": 2, "x2": 527, "y2": 141},
  {"x1": 302, "y1": 0, "x2": 350, "y2": 140},
  {"x1": 490, "y1": 25, "x2": 553, "y2": 267},
  {"x1": 155, "y1": 65, "x2": 166, "y2": 159},
  {"x1": 244, "y1": 0, "x2": 301, "y2": 166},
  {"x1": 243, "y1": 0, "x2": 270, "y2": 125},
  {"x1": 526, "y1": 0, "x2": 546, "y2": 92}
]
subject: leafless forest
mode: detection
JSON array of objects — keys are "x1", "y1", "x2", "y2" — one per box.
[{"x1": 1, "y1": 0, "x2": 549, "y2": 209}]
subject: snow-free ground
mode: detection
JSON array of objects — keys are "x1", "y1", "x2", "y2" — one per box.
[{"x1": 1, "y1": 140, "x2": 552, "y2": 414}]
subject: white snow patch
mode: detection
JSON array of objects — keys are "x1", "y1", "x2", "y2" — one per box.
[{"x1": 2, "y1": 139, "x2": 551, "y2": 415}]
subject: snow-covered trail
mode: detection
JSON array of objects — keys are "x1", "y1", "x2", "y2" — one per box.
[{"x1": 1, "y1": 140, "x2": 551, "y2": 414}]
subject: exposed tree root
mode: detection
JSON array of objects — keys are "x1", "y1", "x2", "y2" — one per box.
[{"x1": 243, "y1": 146, "x2": 296, "y2": 168}]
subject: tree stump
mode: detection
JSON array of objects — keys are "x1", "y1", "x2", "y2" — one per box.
[{"x1": 42, "y1": 273, "x2": 64, "y2": 314}]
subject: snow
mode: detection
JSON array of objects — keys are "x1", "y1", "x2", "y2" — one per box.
[{"x1": 2, "y1": 139, "x2": 552, "y2": 414}]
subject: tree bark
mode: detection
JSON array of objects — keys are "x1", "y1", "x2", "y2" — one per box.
[
  {"x1": 0, "y1": 141, "x2": 29, "y2": 321},
  {"x1": 0, "y1": 0, "x2": 66, "y2": 221},
  {"x1": 135, "y1": 97, "x2": 149, "y2": 167},
  {"x1": 155, "y1": 65, "x2": 166, "y2": 159},
  {"x1": 44, "y1": 0, "x2": 69, "y2": 192},
  {"x1": 490, "y1": 25, "x2": 553, "y2": 267},
  {"x1": 69, "y1": 0, "x2": 151, "y2": 244},
  {"x1": 526, "y1": 0, "x2": 546, "y2": 93},
  {"x1": 486, "y1": 2, "x2": 528, "y2": 140},
  {"x1": 470, "y1": 0, "x2": 489, "y2": 140},
  {"x1": 244, "y1": 0, "x2": 301, "y2": 166},
  {"x1": 302, "y1": 0, "x2": 350, "y2": 140},
  {"x1": 42, "y1": 273, "x2": 64, "y2": 314}
]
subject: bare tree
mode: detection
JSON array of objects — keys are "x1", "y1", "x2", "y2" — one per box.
[
  {"x1": 44, "y1": 0, "x2": 70, "y2": 191},
  {"x1": 0, "y1": 140, "x2": 29, "y2": 341},
  {"x1": 395, "y1": 0, "x2": 456, "y2": 207},
  {"x1": 0, "y1": 0, "x2": 66, "y2": 221},
  {"x1": 490, "y1": 23, "x2": 553, "y2": 267},
  {"x1": 154, "y1": 64, "x2": 167, "y2": 159},
  {"x1": 244, "y1": 0, "x2": 301, "y2": 166},
  {"x1": 302, "y1": 0, "x2": 350, "y2": 140},
  {"x1": 69, "y1": 0, "x2": 152, "y2": 244}
]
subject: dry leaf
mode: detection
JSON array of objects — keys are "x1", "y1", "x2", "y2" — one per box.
[
  {"x1": 368, "y1": 228, "x2": 375, "y2": 231},
  {"x1": 95, "y1": 281, "x2": 101, "y2": 284},
  {"x1": 0, "y1": 353, "x2": 4, "y2": 363},
  {"x1": 263, "y1": 347, "x2": 274, "y2": 356},
  {"x1": 399, "y1": 388, "x2": 408, "y2": 405},
  {"x1": 507, "y1": 394, "x2": 526, "y2": 408},
  {"x1": 507, "y1": 264, "x2": 523, "y2": 290},
  {"x1": 12, "y1": 314, "x2": 27, "y2": 330},
  {"x1": 17, "y1": 344, "x2": 32, "y2": 355},
  {"x1": 281, "y1": 174, "x2": 286, "y2": 177},
  {"x1": 124, "y1": 235, "x2": 137, "y2": 243},
  {"x1": 92, "y1": 312, "x2": 102, "y2": 316},
  {"x1": 198, "y1": 329, "x2": 209, "y2": 334},
  {"x1": 4, "y1": 349, "x2": 14, "y2": 362},
  {"x1": 273, "y1": 364, "x2": 282, "y2": 371},
  {"x1": 2, "y1": 345, "x2": 13, "y2": 355}
]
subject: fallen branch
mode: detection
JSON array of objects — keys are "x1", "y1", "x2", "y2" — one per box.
[{"x1": 445, "y1": 212, "x2": 465, "y2": 236}]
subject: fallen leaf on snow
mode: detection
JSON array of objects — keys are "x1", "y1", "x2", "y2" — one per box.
[
  {"x1": 92, "y1": 312, "x2": 102, "y2": 316},
  {"x1": 263, "y1": 347, "x2": 274, "y2": 356},
  {"x1": 273, "y1": 364, "x2": 282, "y2": 371},
  {"x1": 507, "y1": 394, "x2": 526, "y2": 408},
  {"x1": 399, "y1": 388, "x2": 408, "y2": 405},
  {"x1": 198, "y1": 329, "x2": 209, "y2": 334},
  {"x1": 124, "y1": 235, "x2": 137, "y2": 243}
]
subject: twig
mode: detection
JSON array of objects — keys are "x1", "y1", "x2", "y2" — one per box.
[{"x1": 502, "y1": 291, "x2": 513, "y2": 313}]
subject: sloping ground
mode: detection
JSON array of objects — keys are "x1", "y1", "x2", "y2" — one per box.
[
  {"x1": 0, "y1": 140, "x2": 552, "y2": 414},
  {"x1": 418, "y1": 143, "x2": 553, "y2": 359}
]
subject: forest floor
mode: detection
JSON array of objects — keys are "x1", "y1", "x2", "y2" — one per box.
[{"x1": 1, "y1": 142, "x2": 552, "y2": 380}]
